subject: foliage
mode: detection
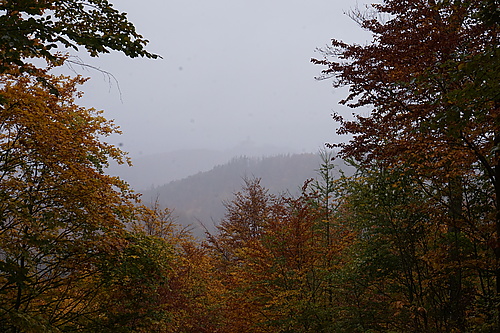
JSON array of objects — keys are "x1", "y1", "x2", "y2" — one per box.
[
  {"x1": 0, "y1": 0, "x2": 159, "y2": 74},
  {"x1": 0, "y1": 1, "x2": 174, "y2": 332},
  {"x1": 2, "y1": 0, "x2": 499, "y2": 331},
  {"x1": 333, "y1": 164, "x2": 494, "y2": 332},
  {"x1": 312, "y1": 0, "x2": 500, "y2": 331},
  {"x1": 0, "y1": 73, "x2": 222, "y2": 331},
  {"x1": 0, "y1": 70, "x2": 136, "y2": 332},
  {"x1": 206, "y1": 178, "x2": 355, "y2": 332},
  {"x1": 131, "y1": 204, "x2": 225, "y2": 333},
  {"x1": 91, "y1": 230, "x2": 174, "y2": 333}
]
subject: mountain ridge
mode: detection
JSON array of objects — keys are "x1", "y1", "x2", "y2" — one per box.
[
  {"x1": 106, "y1": 143, "x2": 308, "y2": 190},
  {"x1": 139, "y1": 153, "x2": 350, "y2": 237}
]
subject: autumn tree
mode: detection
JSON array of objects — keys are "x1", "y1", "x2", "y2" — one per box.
[
  {"x1": 207, "y1": 178, "x2": 355, "y2": 332},
  {"x1": 333, "y1": 163, "x2": 484, "y2": 332},
  {"x1": 313, "y1": 0, "x2": 499, "y2": 330},
  {"x1": 0, "y1": 70, "x2": 140, "y2": 332},
  {"x1": 0, "y1": 72, "x2": 215, "y2": 333},
  {"x1": 205, "y1": 178, "x2": 274, "y2": 332},
  {"x1": 129, "y1": 204, "x2": 225, "y2": 333},
  {"x1": 0, "y1": 1, "x2": 171, "y2": 332},
  {"x1": 91, "y1": 230, "x2": 174, "y2": 333}
]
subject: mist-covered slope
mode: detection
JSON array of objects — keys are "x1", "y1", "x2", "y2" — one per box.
[
  {"x1": 105, "y1": 143, "x2": 303, "y2": 190},
  {"x1": 139, "y1": 153, "x2": 349, "y2": 237}
]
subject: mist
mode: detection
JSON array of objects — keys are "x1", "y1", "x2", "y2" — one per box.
[{"x1": 61, "y1": 0, "x2": 372, "y2": 187}]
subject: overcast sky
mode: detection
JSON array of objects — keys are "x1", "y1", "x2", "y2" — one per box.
[{"x1": 67, "y1": 0, "x2": 372, "y2": 158}]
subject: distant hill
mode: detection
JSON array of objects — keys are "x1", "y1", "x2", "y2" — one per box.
[
  {"x1": 139, "y1": 153, "x2": 350, "y2": 237},
  {"x1": 105, "y1": 142, "x2": 303, "y2": 190}
]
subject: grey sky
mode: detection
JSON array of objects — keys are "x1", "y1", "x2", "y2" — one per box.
[{"x1": 70, "y1": 0, "x2": 371, "y2": 158}]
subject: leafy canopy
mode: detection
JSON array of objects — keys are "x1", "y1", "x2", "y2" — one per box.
[{"x1": 0, "y1": 0, "x2": 160, "y2": 73}]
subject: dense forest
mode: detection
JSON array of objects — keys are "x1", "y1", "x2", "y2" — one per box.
[{"x1": 0, "y1": 0, "x2": 499, "y2": 332}]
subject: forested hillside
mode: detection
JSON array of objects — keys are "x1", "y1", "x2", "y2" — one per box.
[
  {"x1": 140, "y1": 153, "x2": 350, "y2": 236},
  {"x1": 106, "y1": 143, "x2": 295, "y2": 190}
]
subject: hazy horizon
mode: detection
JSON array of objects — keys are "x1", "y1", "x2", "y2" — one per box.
[{"x1": 57, "y1": 0, "x2": 371, "y2": 164}]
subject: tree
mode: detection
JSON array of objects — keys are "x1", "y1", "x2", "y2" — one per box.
[
  {"x1": 129, "y1": 204, "x2": 225, "y2": 333},
  {"x1": 206, "y1": 178, "x2": 274, "y2": 332},
  {"x1": 313, "y1": 0, "x2": 499, "y2": 330},
  {"x1": 0, "y1": 1, "x2": 165, "y2": 331},
  {"x1": 335, "y1": 163, "x2": 480, "y2": 332},
  {"x1": 207, "y1": 178, "x2": 355, "y2": 332},
  {"x1": 0, "y1": 70, "x2": 136, "y2": 332},
  {"x1": 0, "y1": 0, "x2": 159, "y2": 74},
  {"x1": 91, "y1": 230, "x2": 174, "y2": 333}
]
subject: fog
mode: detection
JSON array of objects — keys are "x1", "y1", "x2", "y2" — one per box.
[{"x1": 64, "y1": 0, "x2": 372, "y2": 186}]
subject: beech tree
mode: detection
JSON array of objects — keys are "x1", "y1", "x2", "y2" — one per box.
[
  {"x1": 207, "y1": 178, "x2": 355, "y2": 332},
  {"x1": 0, "y1": 71, "x2": 139, "y2": 332},
  {"x1": 0, "y1": 1, "x2": 170, "y2": 332},
  {"x1": 313, "y1": 0, "x2": 499, "y2": 330}
]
